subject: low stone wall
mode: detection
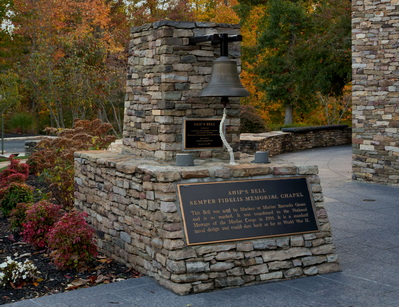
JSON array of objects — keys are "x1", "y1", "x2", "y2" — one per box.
[
  {"x1": 240, "y1": 125, "x2": 351, "y2": 156},
  {"x1": 75, "y1": 150, "x2": 339, "y2": 295}
]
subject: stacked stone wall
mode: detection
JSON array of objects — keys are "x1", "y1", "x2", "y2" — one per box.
[
  {"x1": 352, "y1": 0, "x2": 399, "y2": 184},
  {"x1": 122, "y1": 21, "x2": 241, "y2": 162},
  {"x1": 75, "y1": 151, "x2": 339, "y2": 295},
  {"x1": 241, "y1": 126, "x2": 351, "y2": 156}
]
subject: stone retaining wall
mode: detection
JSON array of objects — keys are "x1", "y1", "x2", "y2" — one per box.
[
  {"x1": 74, "y1": 150, "x2": 340, "y2": 295},
  {"x1": 240, "y1": 125, "x2": 351, "y2": 156}
]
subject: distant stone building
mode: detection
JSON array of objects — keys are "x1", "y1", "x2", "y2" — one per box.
[{"x1": 352, "y1": 0, "x2": 399, "y2": 185}]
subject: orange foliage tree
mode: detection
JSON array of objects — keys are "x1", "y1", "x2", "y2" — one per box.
[
  {"x1": 126, "y1": 0, "x2": 194, "y2": 26},
  {"x1": 11, "y1": 0, "x2": 129, "y2": 132}
]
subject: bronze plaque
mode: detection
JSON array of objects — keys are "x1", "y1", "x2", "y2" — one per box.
[
  {"x1": 184, "y1": 119, "x2": 223, "y2": 149},
  {"x1": 177, "y1": 177, "x2": 319, "y2": 245}
]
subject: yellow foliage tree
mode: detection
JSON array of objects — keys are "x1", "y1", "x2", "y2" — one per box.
[{"x1": 190, "y1": 0, "x2": 239, "y2": 24}]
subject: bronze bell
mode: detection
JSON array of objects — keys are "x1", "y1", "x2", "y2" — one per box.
[{"x1": 200, "y1": 56, "x2": 250, "y2": 97}]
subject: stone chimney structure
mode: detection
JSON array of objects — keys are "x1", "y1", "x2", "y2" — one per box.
[{"x1": 122, "y1": 21, "x2": 242, "y2": 162}]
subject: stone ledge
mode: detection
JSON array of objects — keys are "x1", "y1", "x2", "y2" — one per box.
[
  {"x1": 241, "y1": 126, "x2": 352, "y2": 156},
  {"x1": 281, "y1": 125, "x2": 349, "y2": 133},
  {"x1": 75, "y1": 150, "x2": 318, "y2": 177}
]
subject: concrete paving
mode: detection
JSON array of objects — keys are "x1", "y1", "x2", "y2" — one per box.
[
  {"x1": 4, "y1": 145, "x2": 399, "y2": 307},
  {"x1": 0, "y1": 136, "x2": 45, "y2": 157}
]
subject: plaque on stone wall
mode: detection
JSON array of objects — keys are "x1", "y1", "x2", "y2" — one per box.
[
  {"x1": 184, "y1": 119, "x2": 223, "y2": 149},
  {"x1": 177, "y1": 177, "x2": 319, "y2": 245}
]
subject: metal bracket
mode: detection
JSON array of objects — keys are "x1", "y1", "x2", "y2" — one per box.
[
  {"x1": 189, "y1": 34, "x2": 242, "y2": 45},
  {"x1": 189, "y1": 34, "x2": 242, "y2": 57}
]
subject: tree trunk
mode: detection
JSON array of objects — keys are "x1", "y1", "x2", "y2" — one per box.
[{"x1": 284, "y1": 104, "x2": 293, "y2": 125}]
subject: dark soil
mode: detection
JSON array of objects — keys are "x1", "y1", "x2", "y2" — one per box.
[{"x1": 0, "y1": 175, "x2": 141, "y2": 305}]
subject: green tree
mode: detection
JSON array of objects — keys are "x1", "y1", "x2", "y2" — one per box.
[
  {"x1": 0, "y1": 70, "x2": 21, "y2": 115},
  {"x1": 237, "y1": 0, "x2": 351, "y2": 126},
  {"x1": 256, "y1": 0, "x2": 311, "y2": 125},
  {"x1": 299, "y1": 0, "x2": 351, "y2": 97}
]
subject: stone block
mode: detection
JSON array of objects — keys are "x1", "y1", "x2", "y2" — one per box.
[
  {"x1": 260, "y1": 271, "x2": 283, "y2": 281},
  {"x1": 210, "y1": 262, "x2": 235, "y2": 272},
  {"x1": 303, "y1": 266, "x2": 318, "y2": 275},
  {"x1": 268, "y1": 261, "x2": 292, "y2": 271},
  {"x1": 262, "y1": 248, "x2": 312, "y2": 262},
  {"x1": 244, "y1": 264, "x2": 269, "y2": 275},
  {"x1": 310, "y1": 244, "x2": 336, "y2": 255},
  {"x1": 166, "y1": 259, "x2": 186, "y2": 274},
  {"x1": 283, "y1": 267, "x2": 303, "y2": 278},
  {"x1": 215, "y1": 277, "x2": 245, "y2": 288},
  {"x1": 186, "y1": 261, "x2": 210, "y2": 273}
]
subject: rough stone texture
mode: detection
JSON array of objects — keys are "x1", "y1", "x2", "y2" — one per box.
[
  {"x1": 240, "y1": 125, "x2": 351, "y2": 156},
  {"x1": 123, "y1": 21, "x2": 241, "y2": 162},
  {"x1": 74, "y1": 150, "x2": 340, "y2": 295},
  {"x1": 352, "y1": 1, "x2": 399, "y2": 185}
]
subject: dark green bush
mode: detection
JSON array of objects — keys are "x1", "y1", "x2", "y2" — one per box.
[
  {"x1": 7, "y1": 113, "x2": 35, "y2": 134},
  {"x1": 8, "y1": 202, "x2": 34, "y2": 231},
  {"x1": 0, "y1": 182, "x2": 34, "y2": 217},
  {"x1": 240, "y1": 105, "x2": 268, "y2": 133}
]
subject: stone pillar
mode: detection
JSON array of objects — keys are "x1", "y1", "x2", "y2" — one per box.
[
  {"x1": 122, "y1": 21, "x2": 242, "y2": 161},
  {"x1": 352, "y1": 0, "x2": 399, "y2": 184}
]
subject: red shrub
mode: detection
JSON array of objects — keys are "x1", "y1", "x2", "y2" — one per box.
[
  {"x1": 21, "y1": 200, "x2": 63, "y2": 249},
  {"x1": 47, "y1": 211, "x2": 98, "y2": 270},
  {"x1": 0, "y1": 156, "x2": 29, "y2": 188},
  {"x1": 8, "y1": 156, "x2": 29, "y2": 176}
]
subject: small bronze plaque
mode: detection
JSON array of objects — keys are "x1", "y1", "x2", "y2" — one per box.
[
  {"x1": 177, "y1": 177, "x2": 319, "y2": 245},
  {"x1": 184, "y1": 119, "x2": 223, "y2": 149}
]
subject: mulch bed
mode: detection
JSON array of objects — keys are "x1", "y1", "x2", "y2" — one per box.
[{"x1": 0, "y1": 171, "x2": 141, "y2": 305}]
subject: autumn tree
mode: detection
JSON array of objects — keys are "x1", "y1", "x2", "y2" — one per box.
[
  {"x1": 190, "y1": 0, "x2": 240, "y2": 24},
  {"x1": 236, "y1": 2, "x2": 273, "y2": 123},
  {"x1": 126, "y1": 0, "x2": 194, "y2": 26},
  {"x1": 0, "y1": 0, "x2": 27, "y2": 72},
  {"x1": 10, "y1": 0, "x2": 129, "y2": 132}
]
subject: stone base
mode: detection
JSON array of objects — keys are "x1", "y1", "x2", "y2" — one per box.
[{"x1": 74, "y1": 150, "x2": 340, "y2": 295}]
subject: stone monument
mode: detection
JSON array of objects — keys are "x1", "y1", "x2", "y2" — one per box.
[{"x1": 74, "y1": 21, "x2": 340, "y2": 295}]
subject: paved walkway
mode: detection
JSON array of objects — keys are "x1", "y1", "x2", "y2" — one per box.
[{"x1": 5, "y1": 145, "x2": 399, "y2": 306}]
